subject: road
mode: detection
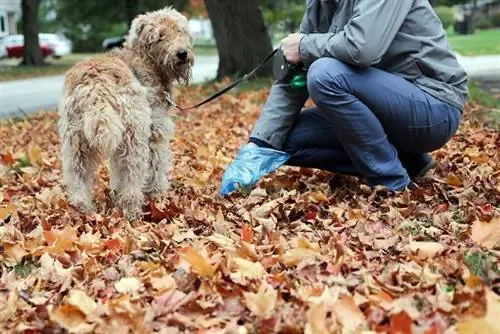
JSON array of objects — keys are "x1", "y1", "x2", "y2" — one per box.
[
  {"x1": 1, "y1": 53, "x2": 499, "y2": 119},
  {"x1": 0, "y1": 55, "x2": 218, "y2": 118}
]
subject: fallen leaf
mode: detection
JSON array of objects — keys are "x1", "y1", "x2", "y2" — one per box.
[
  {"x1": 179, "y1": 246, "x2": 217, "y2": 279},
  {"x1": 50, "y1": 304, "x2": 95, "y2": 334},
  {"x1": 403, "y1": 241, "x2": 445, "y2": 260},
  {"x1": 66, "y1": 289, "x2": 98, "y2": 317},
  {"x1": 115, "y1": 277, "x2": 142, "y2": 294},
  {"x1": 305, "y1": 301, "x2": 331, "y2": 334},
  {"x1": 332, "y1": 294, "x2": 367, "y2": 333},
  {"x1": 470, "y1": 217, "x2": 500, "y2": 249},
  {"x1": 456, "y1": 289, "x2": 500, "y2": 334},
  {"x1": 241, "y1": 224, "x2": 253, "y2": 243},
  {"x1": 243, "y1": 280, "x2": 277, "y2": 319}
]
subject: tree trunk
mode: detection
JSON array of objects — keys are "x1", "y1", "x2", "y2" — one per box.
[
  {"x1": 204, "y1": 0, "x2": 273, "y2": 79},
  {"x1": 21, "y1": 0, "x2": 43, "y2": 66},
  {"x1": 125, "y1": 0, "x2": 139, "y2": 28}
]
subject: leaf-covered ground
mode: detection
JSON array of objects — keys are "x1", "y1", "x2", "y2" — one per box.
[{"x1": 0, "y1": 82, "x2": 499, "y2": 334}]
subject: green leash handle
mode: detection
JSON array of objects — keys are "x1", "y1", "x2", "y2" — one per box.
[{"x1": 291, "y1": 73, "x2": 307, "y2": 89}]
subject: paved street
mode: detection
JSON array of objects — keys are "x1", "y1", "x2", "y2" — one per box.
[
  {"x1": 1, "y1": 53, "x2": 499, "y2": 119},
  {"x1": 0, "y1": 55, "x2": 219, "y2": 118}
]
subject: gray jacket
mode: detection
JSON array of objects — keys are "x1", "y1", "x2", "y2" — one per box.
[{"x1": 250, "y1": 0, "x2": 468, "y2": 149}]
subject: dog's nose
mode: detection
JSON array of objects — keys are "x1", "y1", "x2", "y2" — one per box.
[{"x1": 176, "y1": 50, "x2": 188, "y2": 60}]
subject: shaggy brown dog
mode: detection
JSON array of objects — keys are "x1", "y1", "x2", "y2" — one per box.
[{"x1": 58, "y1": 7, "x2": 194, "y2": 220}]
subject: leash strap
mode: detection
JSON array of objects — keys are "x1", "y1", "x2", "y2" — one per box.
[{"x1": 165, "y1": 47, "x2": 279, "y2": 112}]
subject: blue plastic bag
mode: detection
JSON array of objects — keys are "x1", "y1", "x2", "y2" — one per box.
[{"x1": 220, "y1": 143, "x2": 290, "y2": 196}]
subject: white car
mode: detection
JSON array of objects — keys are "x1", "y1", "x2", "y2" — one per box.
[{"x1": 39, "y1": 33, "x2": 72, "y2": 58}]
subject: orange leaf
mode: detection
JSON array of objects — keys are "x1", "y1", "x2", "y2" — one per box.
[
  {"x1": 180, "y1": 246, "x2": 216, "y2": 279},
  {"x1": 241, "y1": 224, "x2": 253, "y2": 243},
  {"x1": 0, "y1": 153, "x2": 14, "y2": 165},
  {"x1": 0, "y1": 202, "x2": 16, "y2": 221},
  {"x1": 388, "y1": 311, "x2": 413, "y2": 334},
  {"x1": 445, "y1": 174, "x2": 462, "y2": 187},
  {"x1": 104, "y1": 238, "x2": 123, "y2": 252}
]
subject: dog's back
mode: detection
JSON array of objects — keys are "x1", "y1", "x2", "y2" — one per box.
[{"x1": 58, "y1": 53, "x2": 145, "y2": 155}]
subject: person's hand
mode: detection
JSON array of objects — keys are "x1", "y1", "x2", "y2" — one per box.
[{"x1": 281, "y1": 33, "x2": 304, "y2": 64}]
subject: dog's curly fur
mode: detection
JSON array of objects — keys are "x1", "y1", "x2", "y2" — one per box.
[{"x1": 57, "y1": 7, "x2": 194, "y2": 220}]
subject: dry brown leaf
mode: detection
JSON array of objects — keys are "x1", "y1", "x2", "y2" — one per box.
[
  {"x1": 115, "y1": 277, "x2": 142, "y2": 294},
  {"x1": 456, "y1": 289, "x2": 500, "y2": 334},
  {"x1": 403, "y1": 241, "x2": 445, "y2": 259},
  {"x1": 471, "y1": 217, "x2": 500, "y2": 249}
]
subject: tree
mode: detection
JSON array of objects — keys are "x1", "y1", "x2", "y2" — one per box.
[
  {"x1": 21, "y1": 0, "x2": 44, "y2": 66},
  {"x1": 204, "y1": 0, "x2": 273, "y2": 79}
]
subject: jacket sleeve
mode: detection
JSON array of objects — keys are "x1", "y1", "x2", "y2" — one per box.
[
  {"x1": 249, "y1": 81, "x2": 309, "y2": 150},
  {"x1": 248, "y1": 8, "x2": 312, "y2": 150},
  {"x1": 299, "y1": 0, "x2": 414, "y2": 67}
]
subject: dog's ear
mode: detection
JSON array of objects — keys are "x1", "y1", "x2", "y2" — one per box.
[{"x1": 128, "y1": 14, "x2": 148, "y2": 44}]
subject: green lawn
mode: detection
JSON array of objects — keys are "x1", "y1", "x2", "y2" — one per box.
[
  {"x1": 0, "y1": 53, "x2": 94, "y2": 81},
  {"x1": 447, "y1": 28, "x2": 500, "y2": 56}
]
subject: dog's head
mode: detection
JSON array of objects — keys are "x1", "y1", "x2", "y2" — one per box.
[{"x1": 126, "y1": 7, "x2": 194, "y2": 85}]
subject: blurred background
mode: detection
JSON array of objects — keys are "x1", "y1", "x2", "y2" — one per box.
[{"x1": 0, "y1": 0, "x2": 499, "y2": 118}]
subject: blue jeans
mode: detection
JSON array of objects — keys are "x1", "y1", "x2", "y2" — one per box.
[{"x1": 278, "y1": 58, "x2": 461, "y2": 190}]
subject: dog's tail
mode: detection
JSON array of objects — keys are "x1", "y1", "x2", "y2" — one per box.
[{"x1": 82, "y1": 105, "x2": 125, "y2": 155}]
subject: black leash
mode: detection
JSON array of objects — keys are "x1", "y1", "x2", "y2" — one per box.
[{"x1": 165, "y1": 47, "x2": 279, "y2": 112}]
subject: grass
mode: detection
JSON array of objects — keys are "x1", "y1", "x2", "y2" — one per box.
[
  {"x1": 0, "y1": 53, "x2": 94, "y2": 81},
  {"x1": 468, "y1": 81, "x2": 500, "y2": 130},
  {"x1": 447, "y1": 28, "x2": 500, "y2": 56}
]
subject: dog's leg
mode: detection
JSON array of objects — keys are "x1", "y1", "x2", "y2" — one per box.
[
  {"x1": 60, "y1": 132, "x2": 99, "y2": 213},
  {"x1": 112, "y1": 121, "x2": 151, "y2": 221},
  {"x1": 144, "y1": 111, "x2": 174, "y2": 197}
]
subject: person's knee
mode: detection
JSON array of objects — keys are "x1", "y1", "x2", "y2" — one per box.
[{"x1": 306, "y1": 57, "x2": 350, "y2": 103}]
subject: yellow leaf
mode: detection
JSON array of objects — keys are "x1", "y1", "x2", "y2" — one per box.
[
  {"x1": 66, "y1": 289, "x2": 98, "y2": 317},
  {"x1": 471, "y1": 217, "x2": 500, "y2": 249},
  {"x1": 179, "y1": 246, "x2": 217, "y2": 279},
  {"x1": 27, "y1": 145, "x2": 42, "y2": 166},
  {"x1": 457, "y1": 289, "x2": 500, "y2": 334},
  {"x1": 50, "y1": 304, "x2": 95, "y2": 334},
  {"x1": 2, "y1": 242, "x2": 27, "y2": 266},
  {"x1": 282, "y1": 248, "x2": 321, "y2": 267},
  {"x1": 446, "y1": 174, "x2": 463, "y2": 187},
  {"x1": 305, "y1": 302, "x2": 331, "y2": 334},
  {"x1": 310, "y1": 191, "x2": 329, "y2": 203},
  {"x1": 332, "y1": 294, "x2": 367, "y2": 333},
  {"x1": 403, "y1": 241, "x2": 445, "y2": 260},
  {"x1": 243, "y1": 280, "x2": 277, "y2": 319},
  {"x1": 0, "y1": 202, "x2": 16, "y2": 221},
  {"x1": 229, "y1": 257, "x2": 265, "y2": 284}
]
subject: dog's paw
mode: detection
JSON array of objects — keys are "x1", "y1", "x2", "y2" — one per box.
[{"x1": 69, "y1": 199, "x2": 95, "y2": 214}]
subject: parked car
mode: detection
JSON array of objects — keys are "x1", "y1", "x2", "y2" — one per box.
[
  {"x1": 4, "y1": 34, "x2": 53, "y2": 58},
  {"x1": 102, "y1": 36, "x2": 125, "y2": 51},
  {"x1": 1, "y1": 33, "x2": 72, "y2": 59},
  {"x1": 0, "y1": 34, "x2": 24, "y2": 58},
  {"x1": 39, "y1": 33, "x2": 72, "y2": 58}
]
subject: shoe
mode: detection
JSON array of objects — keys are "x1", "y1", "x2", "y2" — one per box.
[{"x1": 401, "y1": 153, "x2": 437, "y2": 179}]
